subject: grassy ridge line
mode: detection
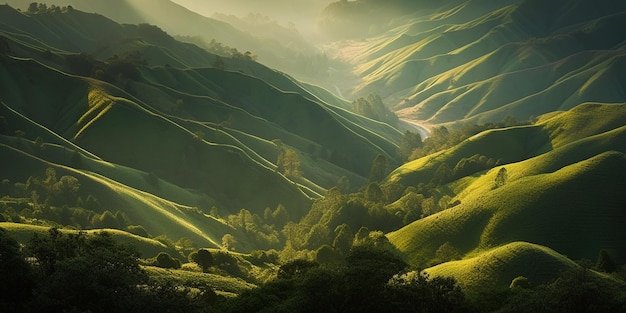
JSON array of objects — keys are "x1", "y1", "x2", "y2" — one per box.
[
  {"x1": 0, "y1": 143, "x2": 236, "y2": 249},
  {"x1": 389, "y1": 148, "x2": 626, "y2": 269},
  {"x1": 423, "y1": 241, "x2": 579, "y2": 293},
  {"x1": 459, "y1": 50, "x2": 626, "y2": 125},
  {"x1": 0, "y1": 100, "x2": 100, "y2": 159},
  {"x1": 70, "y1": 93, "x2": 313, "y2": 215},
  {"x1": 388, "y1": 103, "x2": 626, "y2": 187},
  {"x1": 141, "y1": 66, "x2": 400, "y2": 174},
  {"x1": 0, "y1": 56, "x2": 313, "y2": 213}
]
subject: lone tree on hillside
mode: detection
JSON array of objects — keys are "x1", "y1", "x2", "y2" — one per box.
[
  {"x1": 493, "y1": 167, "x2": 508, "y2": 189},
  {"x1": 188, "y1": 248, "x2": 213, "y2": 272},
  {"x1": 596, "y1": 249, "x2": 616, "y2": 273},
  {"x1": 278, "y1": 148, "x2": 302, "y2": 179}
]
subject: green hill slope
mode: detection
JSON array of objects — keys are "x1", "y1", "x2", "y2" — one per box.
[
  {"x1": 389, "y1": 150, "x2": 626, "y2": 268},
  {"x1": 335, "y1": 0, "x2": 626, "y2": 126},
  {"x1": 0, "y1": 5, "x2": 406, "y2": 253},
  {"x1": 423, "y1": 241, "x2": 580, "y2": 293}
]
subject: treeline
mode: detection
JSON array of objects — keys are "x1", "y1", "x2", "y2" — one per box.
[
  {"x1": 0, "y1": 228, "x2": 216, "y2": 313},
  {"x1": 3, "y1": 227, "x2": 624, "y2": 313},
  {"x1": 351, "y1": 94, "x2": 399, "y2": 126},
  {"x1": 409, "y1": 116, "x2": 528, "y2": 161},
  {"x1": 0, "y1": 168, "x2": 132, "y2": 230}
]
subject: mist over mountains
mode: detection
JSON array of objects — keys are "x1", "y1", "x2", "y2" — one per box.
[{"x1": 1, "y1": 0, "x2": 625, "y2": 312}]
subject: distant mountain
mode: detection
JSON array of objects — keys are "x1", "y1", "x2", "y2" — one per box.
[
  {"x1": 328, "y1": 0, "x2": 626, "y2": 126},
  {"x1": 3, "y1": 0, "x2": 328, "y2": 80},
  {"x1": 0, "y1": 5, "x2": 402, "y2": 250}
]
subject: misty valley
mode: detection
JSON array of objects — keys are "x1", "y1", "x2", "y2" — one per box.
[{"x1": 1, "y1": 0, "x2": 625, "y2": 312}]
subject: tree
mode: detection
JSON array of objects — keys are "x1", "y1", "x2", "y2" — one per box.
[
  {"x1": 315, "y1": 244, "x2": 341, "y2": 264},
  {"x1": 213, "y1": 56, "x2": 225, "y2": 70},
  {"x1": 305, "y1": 224, "x2": 331, "y2": 250},
  {"x1": 369, "y1": 154, "x2": 389, "y2": 182},
  {"x1": 154, "y1": 252, "x2": 181, "y2": 269},
  {"x1": 364, "y1": 182, "x2": 384, "y2": 202},
  {"x1": 277, "y1": 259, "x2": 318, "y2": 279},
  {"x1": 596, "y1": 249, "x2": 616, "y2": 273},
  {"x1": 336, "y1": 176, "x2": 351, "y2": 194},
  {"x1": 493, "y1": 167, "x2": 508, "y2": 189},
  {"x1": 386, "y1": 271, "x2": 467, "y2": 313},
  {"x1": 25, "y1": 229, "x2": 148, "y2": 312},
  {"x1": 27, "y1": 2, "x2": 39, "y2": 14},
  {"x1": 0, "y1": 228, "x2": 35, "y2": 309},
  {"x1": 189, "y1": 248, "x2": 213, "y2": 272},
  {"x1": 397, "y1": 130, "x2": 422, "y2": 161},
  {"x1": 222, "y1": 234, "x2": 237, "y2": 251},
  {"x1": 432, "y1": 163, "x2": 452, "y2": 184},
  {"x1": 279, "y1": 149, "x2": 302, "y2": 179},
  {"x1": 332, "y1": 224, "x2": 354, "y2": 256}
]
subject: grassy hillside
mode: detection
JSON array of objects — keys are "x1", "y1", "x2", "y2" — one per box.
[
  {"x1": 388, "y1": 102, "x2": 626, "y2": 186},
  {"x1": 423, "y1": 241, "x2": 580, "y2": 293},
  {"x1": 332, "y1": 0, "x2": 626, "y2": 126},
  {"x1": 389, "y1": 122, "x2": 626, "y2": 263}
]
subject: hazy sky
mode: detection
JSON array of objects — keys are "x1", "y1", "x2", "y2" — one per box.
[{"x1": 170, "y1": 0, "x2": 331, "y2": 30}]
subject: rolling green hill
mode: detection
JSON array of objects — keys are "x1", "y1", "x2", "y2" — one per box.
[
  {"x1": 0, "y1": 5, "x2": 403, "y2": 252},
  {"x1": 1, "y1": 1, "x2": 625, "y2": 306},
  {"x1": 386, "y1": 103, "x2": 626, "y2": 288},
  {"x1": 330, "y1": 0, "x2": 626, "y2": 126}
]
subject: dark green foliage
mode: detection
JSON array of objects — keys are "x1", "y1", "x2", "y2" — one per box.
[
  {"x1": 315, "y1": 244, "x2": 342, "y2": 264},
  {"x1": 332, "y1": 224, "x2": 354, "y2": 256},
  {"x1": 221, "y1": 246, "x2": 468, "y2": 313},
  {"x1": 493, "y1": 167, "x2": 508, "y2": 189},
  {"x1": 596, "y1": 249, "x2": 617, "y2": 273},
  {"x1": 432, "y1": 163, "x2": 453, "y2": 184},
  {"x1": 277, "y1": 259, "x2": 319, "y2": 279},
  {"x1": 397, "y1": 130, "x2": 422, "y2": 161},
  {"x1": 488, "y1": 268, "x2": 626, "y2": 313},
  {"x1": 65, "y1": 52, "x2": 96, "y2": 76},
  {"x1": 0, "y1": 228, "x2": 35, "y2": 311},
  {"x1": 369, "y1": 154, "x2": 390, "y2": 182},
  {"x1": 351, "y1": 94, "x2": 399, "y2": 126},
  {"x1": 409, "y1": 119, "x2": 529, "y2": 161},
  {"x1": 0, "y1": 228, "x2": 218, "y2": 312},
  {"x1": 364, "y1": 182, "x2": 384, "y2": 202},
  {"x1": 154, "y1": 252, "x2": 181, "y2": 269},
  {"x1": 386, "y1": 272, "x2": 467, "y2": 313},
  {"x1": 24, "y1": 228, "x2": 148, "y2": 312},
  {"x1": 213, "y1": 251, "x2": 240, "y2": 275},
  {"x1": 188, "y1": 248, "x2": 213, "y2": 272},
  {"x1": 452, "y1": 154, "x2": 497, "y2": 180}
]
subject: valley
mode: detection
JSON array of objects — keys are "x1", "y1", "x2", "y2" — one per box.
[{"x1": 1, "y1": 0, "x2": 625, "y2": 312}]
